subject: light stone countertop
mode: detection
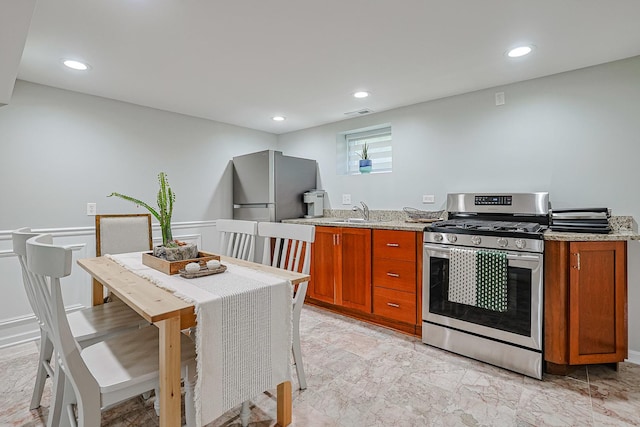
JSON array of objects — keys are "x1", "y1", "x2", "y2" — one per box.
[
  {"x1": 282, "y1": 217, "x2": 428, "y2": 232},
  {"x1": 283, "y1": 210, "x2": 640, "y2": 241},
  {"x1": 543, "y1": 229, "x2": 640, "y2": 241},
  {"x1": 544, "y1": 215, "x2": 640, "y2": 241}
]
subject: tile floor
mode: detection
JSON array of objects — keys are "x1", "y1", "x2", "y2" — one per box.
[{"x1": 1, "y1": 305, "x2": 639, "y2": 426}]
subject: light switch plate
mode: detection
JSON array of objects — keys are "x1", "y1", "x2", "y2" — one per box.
[
  {"x1": 86, "y1": 202, "x2": 97, "y2": 215},
  {"x1": 342, "y1": 194, "x2": 351, "y2": 205}
]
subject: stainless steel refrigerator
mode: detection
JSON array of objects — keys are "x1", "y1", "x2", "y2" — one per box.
[{"x1": 233, "y1": 150, "x2": 317, "y2": 222}]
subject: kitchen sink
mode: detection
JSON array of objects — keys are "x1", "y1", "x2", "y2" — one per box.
[{"x1": 323, "y1": 218, "x2": 388, "y2": 224}]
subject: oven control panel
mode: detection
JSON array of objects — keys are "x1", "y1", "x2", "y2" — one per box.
[
  {"x1": 423, "y1": 232, "x2": 544, "y2": 253},
  {"x1": 475, "y1": 195, "x2": 512, "y2": 206}
]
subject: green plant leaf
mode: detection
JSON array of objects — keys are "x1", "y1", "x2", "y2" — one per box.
[{"x1": 108, "y1": 171, "x2": 176, "y2": 246}]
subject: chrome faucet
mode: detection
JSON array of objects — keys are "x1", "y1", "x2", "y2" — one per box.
[{"x1": 352, "y1": 201, "x2": 370, "y2": 221}]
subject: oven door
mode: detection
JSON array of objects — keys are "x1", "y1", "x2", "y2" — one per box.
[{"x1": 423, "y1": 243, "x2": 543, "y2": 350}]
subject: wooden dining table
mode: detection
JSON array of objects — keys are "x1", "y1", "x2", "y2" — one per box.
[{"x1": 78, "y1": 253, "x2": 310, "y2": 427}]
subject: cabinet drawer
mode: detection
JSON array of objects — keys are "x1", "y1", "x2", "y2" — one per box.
[
  {"x1": 372, "y1": 258, "x2": 416, "y2": 293},
  {"x1": 373, "y1": 230, "x2": 416, "y2": 261},
  {"x1": 373, "y1": 287, "x2": 416, "y2": 324}
]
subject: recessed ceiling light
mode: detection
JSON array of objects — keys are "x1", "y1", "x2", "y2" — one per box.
[
  {"x1": 272, "y1": 116, "x2": 286, "y2": 121},
  {"x1": 507, "y1": 46, "x2": 533, "y2": 58},
  {"x1": 353, "y1": 91, "x2": 369, "y2": 99},
  {"x1": 63, "y1": 59, "x2": 90, "y2": 70}
]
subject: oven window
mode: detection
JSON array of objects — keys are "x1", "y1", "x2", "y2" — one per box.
[{"x1": 428, "y1": 257, "x2": 532, "y2": 336}]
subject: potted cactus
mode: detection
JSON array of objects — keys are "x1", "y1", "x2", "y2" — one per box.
[
  {"x1": 108, "y1": 172, "x2": 197, "y2": 261},
  {"x1": 358, "y1": 143, "x2": 372, "y2": 173}
]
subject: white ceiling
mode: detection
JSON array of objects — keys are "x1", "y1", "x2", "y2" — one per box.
[{"x1": 6, "y1": 0, "x2": 640, "y2": 134}]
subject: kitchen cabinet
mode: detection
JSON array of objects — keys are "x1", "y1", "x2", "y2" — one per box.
[
  {"x1": 372, "y1": 230, "x2": 417, "y2": 325},
  {"x1": 309, "y1": 226, "x2": 371, "y2": 313},
  {"x1": 545, "y1": 240, "x2": 627, "y2": 374}
]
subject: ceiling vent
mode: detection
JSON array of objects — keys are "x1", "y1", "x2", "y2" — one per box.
[{"x1": 344, "y1": 108, "x2": 374, "y2": 116}]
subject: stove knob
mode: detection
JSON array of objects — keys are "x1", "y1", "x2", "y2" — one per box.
[
  {"x1": 515, "y1": 239, "x2": 526, "y2": 249},
  {"x1": 433, "y1": 233, "x2": 444, "y2": 243},
  {"x1": 497, "y1": 237, "x2": 508, "y2": 248},
  {"x1": 471, "y1": 236, "x2": 482, "y2": 245},
  {"x1": 447, "y1": 234, "x2": 457, "y2": 243}
]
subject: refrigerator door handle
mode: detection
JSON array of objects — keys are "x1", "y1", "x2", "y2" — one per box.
[{"x1": 233, "y1": 203, "x2": 271, "y2": 208}]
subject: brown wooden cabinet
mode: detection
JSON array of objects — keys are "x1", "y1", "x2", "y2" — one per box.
[
  {"x1": 307, "y1": 226, "x2": 424, "y2": 335},
  {"x1": 545, "y1": 240, "x2": 627, "y2": 373},
  {"x1": 308, "y1": 226, "x2": 372, "y2": 313},
  {"x1": 372, "y1": 230, "x2": 417, "y2": 325}
]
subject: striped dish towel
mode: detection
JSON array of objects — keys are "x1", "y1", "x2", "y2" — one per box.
[
  {"x1": 476, "y1": 250, "x2": 508, "y2": 312},
  {"x1": 448, "y1": 247, "x2": 477, "y2": 306}
]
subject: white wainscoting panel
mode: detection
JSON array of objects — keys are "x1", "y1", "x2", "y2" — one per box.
[{"x1": 0, "y1": 220, "x2": 220, "y2": 349}]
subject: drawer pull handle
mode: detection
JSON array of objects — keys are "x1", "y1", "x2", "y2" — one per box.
[
  {"x1": 386, "y1": 273, "x2": 400, "y2": 278},
  {"x1": 386, "y1": 243, "x2": 400, "y2": 247},
  {"x1": 387, "y1": 302, "x2": 400, "y2": 308}
]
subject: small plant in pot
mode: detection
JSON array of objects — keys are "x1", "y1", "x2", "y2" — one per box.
[
  {"x1": 108, "y1": 172, "x2": 198, "y2": 261},
  {"x1": 358, "y1": 143, "x2": 372, "y2": 173}
]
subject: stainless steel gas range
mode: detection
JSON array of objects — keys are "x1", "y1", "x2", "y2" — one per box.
[{"x1": 422, "y1": 192, "x2": 549, "y2": 379}]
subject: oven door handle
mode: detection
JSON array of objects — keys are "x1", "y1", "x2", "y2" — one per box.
[
  {"x1": 424, "y1": 244, "x2": 541, "y2": 262},
  {"x1": 506, "y1": 254, "x2": 541, "y2": 262}
]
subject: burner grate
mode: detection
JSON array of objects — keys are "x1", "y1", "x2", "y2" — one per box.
[{"x1": 428, "y1": 219, "x2": 544, "y2": 238}]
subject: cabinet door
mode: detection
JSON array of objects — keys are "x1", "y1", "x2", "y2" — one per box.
[
  {"x1": 309, "y1": 227, "x2": 338, "y2": 304},
  {"x1": 568, "y1": 241, "x2": 627, "y2": 364},
  {"x1": 340, "y1": 228, "x2": 372, "y2": 313}
]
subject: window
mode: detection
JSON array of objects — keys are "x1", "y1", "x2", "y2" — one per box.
[{"x1": 338, "y1": 125, "x2": 392, "y2": 175}]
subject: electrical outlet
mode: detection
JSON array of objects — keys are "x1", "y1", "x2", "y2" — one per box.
[
  {"x1": 342, "y1": 194, "x2": 351, "y2": 205},
  {"x1": 86, "y1": 202, "x2": 97, "y2": 216},
  {"x1": 495, "y1": 92, "x2": 505, "y2": 106},
  {"x1": 422, "y1": 195, "x2": 435, "y2": 204}
]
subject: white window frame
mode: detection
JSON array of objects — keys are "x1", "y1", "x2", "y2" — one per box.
[{"x1": 336, "y1": 124, "x2": 392, "y2": 175}]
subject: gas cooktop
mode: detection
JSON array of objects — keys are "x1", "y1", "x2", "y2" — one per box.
[{"x1": 429, "y1": 219, "x2": 544, "y2": 235}]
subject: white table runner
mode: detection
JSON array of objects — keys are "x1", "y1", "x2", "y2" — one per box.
[{"x1": 107, "y1": 252, "x2": 292, "y2": 427}]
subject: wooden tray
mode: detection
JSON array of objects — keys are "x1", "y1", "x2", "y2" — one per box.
[
  {"x1": 179, "y1": 264, "x2": 227, "y2": 279},
  {"x1": 142, "y1": 250, "x2": 220, "y2": 275}
]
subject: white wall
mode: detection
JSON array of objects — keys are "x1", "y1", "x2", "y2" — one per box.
[
  {"x1": 2, "y1": 81, "x2": 278, "y2": 228},
  {"x1": 0, "y1": 80, "x2": 277, "y2": 347},
  {"x1": 277, "y1": 55, "x2": 640, "y2": 361}
]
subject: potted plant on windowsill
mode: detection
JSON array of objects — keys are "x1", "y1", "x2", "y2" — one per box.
[
  {"x1": 358, "y1": 143, "x2": 372, "y2": 173},
  {"x1": 108, "y1": 172, "x2": 198, "y2": 261}
]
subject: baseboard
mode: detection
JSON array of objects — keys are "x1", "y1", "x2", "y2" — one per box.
[{"x1": 627, "y1": 349, "x2": 640, "y2": 365}]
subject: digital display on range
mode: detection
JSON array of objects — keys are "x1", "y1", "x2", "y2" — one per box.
[{"x1": 475, "y1": 195, "x2": 513, "y2": 206}]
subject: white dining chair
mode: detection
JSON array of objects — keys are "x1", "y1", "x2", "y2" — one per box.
[
  {"x1": 95, "y1": 213, "x2": 153, "y2": 256},
  {"x1": 258, "y1": 221, "x2": 315, "y2": 390},
  {"x1": 25, "y1": 233, "x2": 197, "y2": 427},
  {"x1": 95, "y1": 213, "x2": 153, "y2": 302},
  {"x1": 238, "y1": 222, "x2": 314, "y2": 426},
  {"x1": 12, "y1": 228, "x2": 149, "y2": 420},
  {"x1": 214, "y1": 219, "x2": 258, "y2": 426},
  {"x1": 216, "y1": 219, "x2": 257, "y2": 261}
]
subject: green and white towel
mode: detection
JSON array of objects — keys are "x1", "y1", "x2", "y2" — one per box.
[
  {"x1": 476, "y1": 250, "x2": 508, "y2": 312},
  {"x1": 448, "y1": 248, "x2": 477, "y2": 306}
]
